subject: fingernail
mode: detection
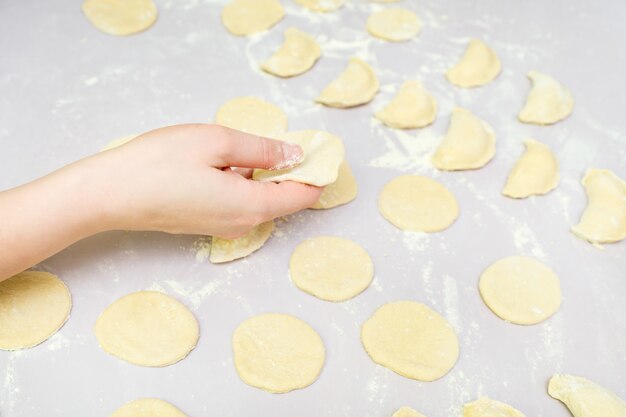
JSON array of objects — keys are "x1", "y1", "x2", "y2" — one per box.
[{"x1": 272, "y1": 143, "x2": 304, "y2": 170}]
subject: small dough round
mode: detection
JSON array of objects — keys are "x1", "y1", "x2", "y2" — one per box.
[
  {"x1": 289, "y1": 236, "x2": 374, "y2": 301},
  {"x1": 215, "y1": 96, "x2": 288, "y2": 138},
  {"x1": 210, "y1": 221, "x2": 274, "y2": 263},
  {"x1": 261, "y1": 28, "x2": 321, "y2": 78},
  {"x1": 222, "y1": 0, "x2": 285, "y2": 36},
  {"x1": 0, "y1": 271, "x2": 71, "y2": 350},
  {"x1": 393, "y1": 407, "x2": 428, "y2": 417},
  {"x1": 479, "y1": 256, "x2": 561, "y2": 325},
  {"x1": 95, "y1": 291, "x2": 199, "y2": 367},
  {"x1": 378, "y1": 175, "x2": 459, "y2": 232},
  {"x1": 367, "y1": 9, "x2": 422, "y2": 42},
  {"x1": 463, "y1": 397, "x2": 527, "y2": 417},
  {"x1": 232, "y1": 313, "x2": 326, "y2": 393},
  {"x1": 316, "y1": 57, "x2": 380, "y2": 108},
  {"x1": 111, "y1": 398, "x2": 188, "y2": 417},
  {"x1": 82, "y1": 0, "x2": 158, "y2": 36},
  {"x1": 361, "y1": 301, "x2": 459, "y2": 381},
  {"x1": 295, "y1": 0, "x2": 345, "y2": 12},
  {"x1": 311, "y1": 160, "x2": 358, "y2": 209}
]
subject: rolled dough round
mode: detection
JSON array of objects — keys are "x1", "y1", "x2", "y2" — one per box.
[
  {"x1": 221, "y1": 0, "x2": 284, "y2": 36},
  {"x1": 295, "y1": 0, "x2": 345, "y2": 12},
  {"x1": 366, "y1": 9, "x2": 422, "y2": 42},
  {"x1": 311, "y1": 160, "x2": 358, "y2": 209},
  {"x1": 393, "y1": 406, "x2": 428, "y2": 417},
  {"x1": 215, "y1": 96, "x2": 288, "y2": 138},
  {"x1": 81, "y1": 0, "x2": 158, "y2": 36},
  {"x1": 111, "y1": 398, "x2": 188, "y2": 417}
]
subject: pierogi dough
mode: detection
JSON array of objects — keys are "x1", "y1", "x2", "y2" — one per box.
[
  {"x1": 392, "y1": 407, "x2": 428, "y2": 417},
  {"x1": 82, "y1": 0, "x2": 158, "y2": 36},
  {"x1": 215, "y1": 96, "x2": 288, "y2": 138},
  {"x1": 295, "y1": 0, "x2": 345, "y2": 12},
  {"x1": 375, "y1": 80, "x2": 437, "y2": 129},
  {"x1": 463, "y1": 397, "x2": 527, "y2": 417},
  {"x1": 261, "y1": 28, "x2": 321, "y2": 78},
  {"x1": 366, "y1": 9, "x2": 422, "y2": 42},
  {"x1": 0, "y1": 271, "x2": 71, "y2": 350},
  {"x1": 111, "y1": 398, "x2": 189, "y2": 417},
  {"x1": 378, "y1": 175, "x2": 459, "y2": 232},
  {"x1": 503, "y1": 139, "x2": 559, "y2": 198},
  {"x1": 311, "y1": 161, "x2": 358, "y2": 209},
  {"x1": 361, "y1": 301, "x2": 459, "y2": 381},
  {"x1": 95, "y1": 291, "x2": 199, "y2": 367},
  {"x1": 446, "y1": 39, "x2": 501, "y2": 87},
  {"x1": 316, "y1": 58, "x2": 380, "y2": 108},
  {"x1": 232, "y1": 313, "x2": 326, "y2": 393},
  {"x1": 518, "y1": 71, "x2": 574, "y2": 125},
  {"x1": 222, "y1": 0, "x2": 285, "y2": 36},
  {"x1": 210, "y1": 221, "x2": 275, "y2": 263},
  {"x1": 548, "y1": 374, "x2": 626, "y2": 417},
  {"x1": 101, "y1": 134, "x2": 139, "y2": 151},
  {"x1": 479, "y1": 256, "x2": 561, "y2": 325}
]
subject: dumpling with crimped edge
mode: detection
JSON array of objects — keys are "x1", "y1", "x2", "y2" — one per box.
[
  {"x1": 463, "y1": 397, "x2": 527, "y2": 417},
  {"x1": 518, "y1": 71, "x2": 574, "y2": 125},
  {"x1": 375, "y1": 80, "x2": 437, "y2": 129},
  {"x1": 210, "y1": 221, "x2": 275, "y2": 264},
  {"x1": 316, "y1": 58, "x2": 380, "y2": 108},
  {"x1": 503, "y1": 138, "x2": 559, "y2": 198},
  {"x1": 311, "y1": 160, "x2": 358, "y2": 209},
  {"x1": 446, "y1": 39, "x2": 501, "y2": 87},
  {"x1": 261, "y1": 28, "x2": 321, "y2": 78},
  {"x1": 548, "y1": 374, "x2": 626, "y2": 417}
]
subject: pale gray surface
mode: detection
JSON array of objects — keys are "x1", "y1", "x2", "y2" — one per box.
[{"x1": 1, "y1": 0, "x2": 625, "y2": 416}]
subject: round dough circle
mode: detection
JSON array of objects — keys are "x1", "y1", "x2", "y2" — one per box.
[
  {"x1": 221, "y1": 0, "x2": 285, "y2": 36},
  {"x1": 479, "y1": 256, "x2": 561, "y2": 325},
  {"x1": 378, "y1": 175, "x2": 459, "y2": 232},
  {"x1": 95, "y1": 291, "x2": 199, "y2": 367},
  {"x1": 0, "y1": 271, "x2": 71, "y2": 350},
  {"x1": 81, "y1": 0, "x2": 158, "y2": 36},
  {"x1": 232, "y1": 313, "x2": 326, "y2": 393},
  {"x1": 361, "y1": 301, "x2": 459, "y2": 381},
  {"x1": 295, "y1": 0, "x2": 345, "y2": 12},
  {"x1": 111, "y1": 398, "x2": 188, "y2": 417},
  {"x1": 367, "y1": 9, "x2": 422, "y2": 42},
  {"x1": 215, "y1": 96, "x2": 288, "y2": 138},
  {"x1": 289, "y1": 236, "x2": 374, "y2": 302}
]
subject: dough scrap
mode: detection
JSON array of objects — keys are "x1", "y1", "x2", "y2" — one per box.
[
  {"x1": 253, "y1": 130, "x2": 345, "y2": 186},
  {"x1": 222, "y1": 0, "x2": 284, "y2": 36},
  {"x1": 361, "y1": 301, "x2": 459, "y2": 381},
  {"x1": 95, "y1": 291, "x2": 199, "y2": 367},
  {"x1": 518, "y1": 71, "x2": 574, "y2": 125},
  {"x1": 289, "y1": 236, "x2": 374, "y2": 302},
  {"x1": 111, "y1": 398, "x2": 188, "y2": 417},
  {"x1": 311, "y1": 160, "x2": 358, "y2": 209},
  {"x1": 446, "y1": 39, "x2": 501, "y2": 87},
  {"x1": 232, "y1": 313, "x2": 326, "y2": 393},
  {"x1": 210, "y1": 221, "x2": 275, "y2": 264},
  {"x1": 378, "y1": 175, "x2": 459, "y2": 232},
  {"x1": 548, "y1": 374, "x2": 626, "y2": 417},
  {"x1": 463, "y1": 397, "x2": 527, "y2": 417},
  {"x1": 295, "y1": 0, "x2": 345, "y2": 12},
  {"x1": 479, "y1": 256, "x2": 561, "y2": 325},
  {"x1": 571, "y1": 169, "x2": 626, "y2": 244},
  {"x1": 432, "y1": 108, "x2": 496, "y2": 171},
  {"x1": 375, "y1": 80, "x2": 437, "y2": 129},
  {"x1": 101, "y1": 134, "x2": 139, "y2": 151},
  {"x1": 82, "y1": 0, "x2": 157, "y2": 36},
  {"x1": 215, "y1": 96, "x2": 288, "y2": 138},
  {"x1": 503, "y1": 139, "x2": 559, "y2": 198},
  {"x1": 0, "y1": 271, "x2": 71, "y2": 350},
  {"x1": 316, "y1": 58, "x2": 379, "y2": 108},
  {"x1": 392, "y1": 407, "x2": 428, "y2": 417},
  {"x1": 261, "y1": 28, "x2": 321, "y2": 78},
  {"x1": 366, "y1": 9, "x2": 422, "y2": 42}
]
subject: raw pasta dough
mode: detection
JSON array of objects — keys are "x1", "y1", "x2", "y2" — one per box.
[
  {"x1": 366, "y1": 9, "x2": 422, "y2": 42},
  {"x1": 0, "y1": 271, "x2": 71, "y2": 350},
  {"x1": 222, "y1": 0, "x2": 284, "y2": 36},
  {"x1": 463, "y1": 397, "x2": 527, "y2": 417},
  {"x1": 378, "y1": 175, "x2": 459, "y2": 232},
  {"x1": 548, "y1": 374, "x2": 626, "y2": 417},
  {"x1": 210, "y1": 221, "x2": 275, "y2": 263},
  {"x1": 232, "y1": 313, "x2": 326, "y2": 393},
  {"x1": 393, "y1": 407, "x2": 427, "y2": 417},
  {"x1": 518, "y1": 71, "x2": 574, "y2": 125},
  {"x1": 479, "y1": 256, "x2": 561, "y2": 325},
  {"x1": 375, "y1": 80, "x2": 437, "y2": 129},
  {"x1": 82, "y1": 0, "x2": 158, "y2": 36},
  {"x1": 215, "y1": 96, "x2": 288, "y2": 138},
  {"x1": 261, "y1": 28, "x2": 321, "y2": 78},
  {"x1": 316, "y1": 58, "x2": 379, "y2": 108},
  {"x1": 101, "y1": 134, "x2": 139, "y2": 151},
  {"x1": 95, "y1": 291, "x2": 199, "y2": 367},
  {"x1": 311, "y1": 160, "x2": 358, "y2": 209},
  {"x1": 289, "y1": 236, "x2": 374, "y2": 301},
  {"x1": 111, "y1": 399, "x2": 188, "y2": 417},
  {"x1": 503, "y1": 139, "x2": 559, "y2": 198},
  {"x1": 446, "y1": 39, "x2": 501, "y2": 87},
  {"x1": 295, "y1": 0, "x2": 345, "y2": 12}
]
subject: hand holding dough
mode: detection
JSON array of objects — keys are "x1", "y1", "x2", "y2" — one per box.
[
  {"x1": 215, "y1": 96, "x2": 288, "y2": 138},
  {"x1": 316, "y1": 58, "x2": 379, "y2": 108},
  {"x1": 82, "y1": 0, "x2": 158, "y2": 36},
  {"x1": 366, "y1": 9, "x2": 422, "y2": 42},
  {"x1": 261, "y1": 28, "x2": 321, "y2": 78},
  {"x1": 311, "y1": 160, "x2": 358, "y2": 209},
  {"x1": 210, "y1": 221, "x2": 275, "y2": 263},
  {"x1": 549, "y1": 374, "x2": 626, "y2": 417},
  {"x1": 111, "y1": 399, "x2": 189, "y2": 417},
  {"x1": 446, "y1": 39, "x2": 501, "y2": 88},
  {"x1": 518, "y1": 71, "x2": 574, "y2": 125},
  {"x1": 503, "y1": 139, "x2": 559, "y2": 198},
  {"x1": 463, "y1": 397, "x2": 527, "y2": 417},
  {"x1": 375, "y1": 80, "x2": 437, "y2": 129},
  {"x1": 222, "y1": 0, "x2": 285, "y2": 36}
]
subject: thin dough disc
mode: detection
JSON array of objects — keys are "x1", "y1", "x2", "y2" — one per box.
[
  {"x1": 361, "y1": 301, "x2": 459, "y2": 382},
  {"x1": 393, "y1": 407, "x2": 428, "y2": 417},
  {"x1": 463, "y1": 397, "x2": 527, "y2": 417},
  {"x1": 261, "y1": 28, "x2": 321, "y2": 78},
  {"x1": 289, "y1": 236, "x2": 374, "y2": 302},
  {"x1": 548, "y1": 374, "x2": 626, "y2": 417},
  {"x1": 367, "y1": 8, "x2": 422, "y2": 42},
  {"x1": 432, "y1": 108, "x2": 496, "y2": 171},
  {"x1": 0, "y1": 271, "x2": 71, "y2": 350},
  {"x1": 111, "y1": 398, "x2": 189, "y2": 417},
  {"x1": 316, "y1": 58, "x2": 380, "y2": 108},
  {"x1": 82, "y1": 0, "x2": 158, "y2": 36},
  {"x1": 378, "y1": 175, "x2": 459, "y2": 232},
  {"x1": 446, "y1": 39, "x2": 501, "y2": 87},
  {"x1": 210, "y1": 221, "x2": 275, "y2": 264},
  {"x1": 222, "y1": 0, "x2": 285, "y2": 36},
  {"x1": 518, "y1": 71, "x2": 574, "y2": 125},
  {"x1": 101, "y1": 134, "x2": 139, "y2": 151},
  {"x1": 503, "y1": 139, "x2": 559, "y2": 198},
  {"x1": 479, "y1": 256, "x2": 561, "y2": 325},
  {"x1": 311, "y1": 160, "x2": 358, "y2": 209},
  {"x1": 253, "y1": 130, "x2": 345, "y2": 186},
  {"x1": 571, "y1": 169, "x2": 626, "y2": 244},
  {"x1": 295, "y1": 0, "x2": 345, "y2": 12},
  {"x1": 375, "y1": 80, "x2": 437, "y2": 129},
  {"x1": 232, "y1": 313, "x2": 326, "y2": 393},
  {"x1": 215, "y1": 96, "x2": 288, "y2": 138},
  {"x1": 95, "y1": 291, "x2": 199, "y2": 367}
]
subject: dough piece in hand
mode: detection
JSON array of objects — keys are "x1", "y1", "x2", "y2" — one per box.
[
  {"x1": 375, "y1": 80, "x2": 437, "y2": 129},
  {"x1": 101, "y1": 134, "x2": 139, "y2": 151},
  {"x1": 316, "y1": 58, "x2": 379, "y2": 108},
  {"x1": 379, "y1": 175, "x2": 459, "y2": 232},
  {"x1": 111, "y1": 398, "x2": 189, "y2": 417},
  {"x1": 295, "y1": 0, "x2": 345, "y2": 12},
  {"x1": 215, "y1": 96, "x2": 288, "y2": 138},
  {"x1": 503, "y1": 139, "x2": 559, "y2": 198},
  {"x1": 361, "y1": 301, "x2": 459, "y2": 381},
  {"x1": 392, "y1": 407, "x2": 427, "y2": 417},
  {"x1": 82, "y1": 0, "x2": 158, "y2": 36},
  {"x1": 518, "y1": 71, "x2": 574, "y2": 125},
  {"x1": 95, "y1": 291, "x2": 199, "y2": 367},
  {"x1": 289, "y1": 236, "x2": 374, "y2": 302},
  {"x1": 253, "y1": 130, "x2": 345, "y2": 186},
  {"x1": 446, "y1": 39, "x2": 501, "y2": 87},
  {"x1": 463, "y1": 397, "x2": 527, "y2": 417},
  {"x1": 261, "y1": 28, "x2": 321, "y2": 78},
  {"x1": 571, "y1": 169, "x2": 626, "y2": 244},
  {"x1": 479, "y1": 256, "x2": 561, "y2": 325},
  {"x1": 232, "y1": 313, "x2": 326, "y2": 393},
  {"x1": 311, "y1": 161, "x2": 357, "y2": 209},
  {"x1": 366, "y1": 9, "x2": 422, "y2": 42},
  {"x1": 548, "y1": 374, "x2": 626, "y2": 417},
  {"x1": 222, "y1": 0, "x2": 284, "y2": 36},
  {"x1": 210, "y1": 221, "x2": 274, "y2": 263},
  {"x1": 0, "y1": 271, "x2": 71, "y2": 350},
  {"x1": 432, "y1": 108, "x2": 496, "y2": 171}
]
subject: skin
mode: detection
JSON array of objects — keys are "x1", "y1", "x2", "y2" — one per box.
[{"x1": 0, "y1": 124, "x2": 322, "y2": 281}]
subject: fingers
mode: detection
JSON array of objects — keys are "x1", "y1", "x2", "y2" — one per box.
[{"x1": 246, "y1": 180, "x2": 323, "y2": 221}]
